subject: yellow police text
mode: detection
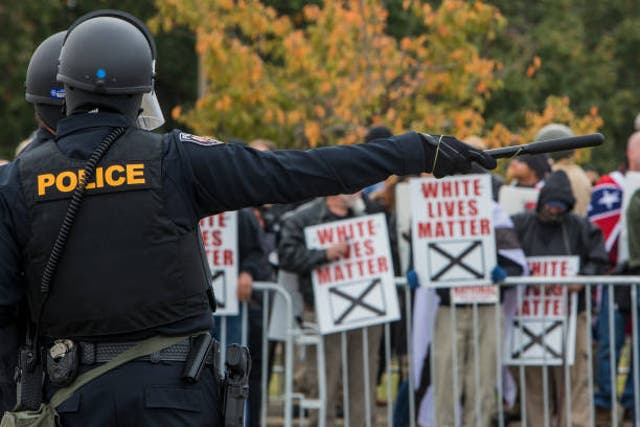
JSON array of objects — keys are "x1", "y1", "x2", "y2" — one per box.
[{"x1": 37, "y1": 164, "x2": 146, "y2": 196}]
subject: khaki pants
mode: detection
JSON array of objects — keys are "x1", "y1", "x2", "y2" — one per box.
[
  {"x1": 524, "y1": 312, "x2": 590, "y2": 427},
  {"x1": 297, "y1": 308, "x2": 382, "y2": 427},
  {"x1": 433, "y1": 304, "x2": 501, "y2": 427}
]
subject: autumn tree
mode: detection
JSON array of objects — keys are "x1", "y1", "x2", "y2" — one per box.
[
  {"x1": 2, "y1": 0, "x2": 607, "y2": 165},
  {"x1": 154, "y1": 0, "x2": 509, "y2": 147},
  {"x1": 154, "y1": 0, "x2": 602, "y2": 160},
  {"x1": 0, "y1": 0, "x2": 196, "y2": 158},
  {"x1": 484, "y1": 0, "x2": 638, "y2": 169},
  {"x1": 488, "y1": 96, "x2": 602, "y2": 167}
]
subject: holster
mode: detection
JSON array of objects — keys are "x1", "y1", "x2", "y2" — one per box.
[{"x1": 222, "y1": 344, "x2": 251, "y2": 427}]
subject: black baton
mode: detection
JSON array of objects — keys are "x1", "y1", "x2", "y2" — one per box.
[{"x1": 484, "y1": 133, "x2": 604, "y2": 159}]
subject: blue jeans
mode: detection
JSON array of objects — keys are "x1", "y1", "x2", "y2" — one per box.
[
  {"x1": 393, "y1": 380, "x2": 410, "y2": 427},
  {"x1": 594, "y1": 287, "x2": 636, "y2": 409}
]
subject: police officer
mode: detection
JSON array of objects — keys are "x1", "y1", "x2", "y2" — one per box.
[
  {"x1": 21, "y1": 31, "x2": 67, "y2": 153},
  {"x1": 0, "y1": 10, "x2": 496, "y2": 425},
  {"x1": 0, "y1": 30, "x2": 66, "y2": 416}
]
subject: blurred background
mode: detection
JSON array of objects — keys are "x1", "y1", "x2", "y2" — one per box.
[{"x1": 2, "y1": 0, "x2": 638, "y2": 173}]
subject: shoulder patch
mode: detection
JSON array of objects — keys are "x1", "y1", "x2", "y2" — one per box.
[{"x1": 179, "y1": 132, "x2": 224, "y2": 146}]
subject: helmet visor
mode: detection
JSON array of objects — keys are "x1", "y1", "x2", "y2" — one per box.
[{"x1": 137, "y1": 91, "x2": 165, "y2": 131}]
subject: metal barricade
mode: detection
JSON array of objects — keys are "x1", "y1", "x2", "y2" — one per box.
[
  {"x1": 215, "y1": 276, "x2": 640, "y2": 427},
  {"x1": 215, "y1": 280, "x2": 413, "y2": 427},
  {"x1": 421, "y1": 276, "x2": 640, "y2": 427},
  {"x1": 215, "y1": 282, "x2": 296, "y2": 427}
]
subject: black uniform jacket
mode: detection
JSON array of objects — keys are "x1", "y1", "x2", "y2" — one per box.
[{"x1": 0, "y1": 112, "x2": 427, "y2": 336}]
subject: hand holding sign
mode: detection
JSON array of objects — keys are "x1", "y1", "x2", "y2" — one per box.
[{"x1": 326, "y1": 241, "x2": 349, "y2": 261}]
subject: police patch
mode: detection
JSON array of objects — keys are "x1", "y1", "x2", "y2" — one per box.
[
  {"x1": 179, "y1": 132, "x2": 223, "y2": 146},
  {"x1": 49, "y1": 88, "x2": 65, "y2": 99}
]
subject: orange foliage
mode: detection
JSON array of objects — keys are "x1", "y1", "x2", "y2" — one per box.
[
  {"x1": 491, "y1": 96, "x2": 603, "y2": 163},
  {"x1": 151, "y1": 0, "x2": 509, "y2": 147},
  {"x1": 152, "y1": 0, "x2": 601, "y2": 154}
]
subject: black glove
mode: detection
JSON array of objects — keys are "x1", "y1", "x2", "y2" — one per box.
[{"x1": 420, "y1": 134, "x2": 497, "y2": 178}]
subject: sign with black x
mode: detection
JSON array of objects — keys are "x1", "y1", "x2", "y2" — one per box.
[
  {"x1": 510, "y1": 319, "x2": 564, "y2": 360},
  {"x1": 504, "y1": 257, "x2": 579, "y2": 366},
  {"x1": 428, "y1": 240, "x2": 485, "y2": 282},
  {"x1": 305, "y1": 214, "x2": 400, "y2": 334},
  {"x1": 409, "y1": 174, "x2": 496, "y2": 288},
  {"x1": 505, "y1": 291, "x2": 578, "y2": 366},
  {"x1": 211, "y1": 270, "x2": 226, "y2": 309},
  {"x1": 329, "y1": 278, "x2": 386, "y2": 325},
  {"x1": 199, "y1": 211, "x2": 238, "y2": 316}
]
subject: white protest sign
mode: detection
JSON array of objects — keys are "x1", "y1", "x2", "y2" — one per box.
[
  {"x1": 504, "y1": 256, "x2": 579, "y2": 366},
  {"x1": 410, "y1": 174, "x2": 496, "y2": 288},
  {"x1": 498, "y1": 186, "x2": 540, "y2": 216},
  {"x1": 395, "y1": 182, "x2": 412, "y2": 275},
  {"x1": 200, "y1": 211, "x2": 238, "y2": 315},
  {"x1": 305, "y1": 213, "x2": 399, "y2": 334},
  {"x1": 451, "y1": 285, "x2": 498, "y2": 304}
]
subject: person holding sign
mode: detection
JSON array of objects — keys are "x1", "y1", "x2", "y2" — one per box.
[
  {"x1": 278, "y1": 194, "x2": 384, "y2": 427},
  {"x1": 512, "y1": 170, "x2": 608, "y2": 427},
  {"x1": 431, "y1": 205, "x2": 526, "y2": 427},
  {"x1": 410, "y1": 166, "x2": 528, "y2": 427}
]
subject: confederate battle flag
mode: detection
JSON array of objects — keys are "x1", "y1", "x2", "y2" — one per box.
[{"x1": 588, "y1": 171, "x2": 625, "y2": 266}]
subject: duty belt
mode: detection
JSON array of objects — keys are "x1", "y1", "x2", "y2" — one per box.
[{"x1": 78, "y1": 337, "x2": 215, "y2": 365}]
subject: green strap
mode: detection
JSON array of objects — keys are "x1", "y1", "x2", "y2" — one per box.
[{"x1": 49, "y1": 333, "x2": 198, "y2": 408}]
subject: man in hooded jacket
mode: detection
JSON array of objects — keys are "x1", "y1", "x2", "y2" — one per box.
[{"x1": 511, "y1": 170, "x2": 608, "y2": 427}]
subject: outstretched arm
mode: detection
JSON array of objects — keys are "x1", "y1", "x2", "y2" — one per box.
[{"x1": 176, "y1": 132, "x2": 495, "y2": 217}]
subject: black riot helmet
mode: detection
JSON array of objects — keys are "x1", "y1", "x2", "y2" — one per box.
[
  {"x1": 25, "y1": 31, "x2": 66, "y2": 131},
  {"x1": 58, "y1": 10, "x2": 160, "y2": 123}
]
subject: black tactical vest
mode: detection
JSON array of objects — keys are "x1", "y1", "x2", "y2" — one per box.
[{"x1": 19, "y1": 128, "x2": 212, "y2": 339}]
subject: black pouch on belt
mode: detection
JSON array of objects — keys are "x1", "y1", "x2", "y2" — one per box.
[
  {"x1": 46, "y1": 339, "x2": 79, "y2": 387},
  {"x1": 182, "y1": 332, "x2": 213, "y2": 383}
]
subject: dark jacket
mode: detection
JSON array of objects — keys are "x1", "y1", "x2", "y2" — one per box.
[
  {"x1": 512, "y1": 171, "x2": 608, "y2": 311},
  {"x1": 278, "y1": 198, "x2": 358, "y2": 306},
  {"x1": 627, "y1": 189, "x2": 640, "y2": 273},
  {"x1": 238, "y1": 208, "x2": 273, "y2": 282}
]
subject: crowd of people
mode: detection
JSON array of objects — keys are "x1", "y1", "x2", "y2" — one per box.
[
  {"x1": 1, "y1": 9, "x2": 640, "y2": 427},
  {"x1": 4, "y1": 111, "x2": 640, "y2": 427},
  {"x1": 164, "y1": 124, "x2": 640, "y2": 426},
  {"x1": 208, "y1": 123, "x2": 640, "y2": 427}
]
